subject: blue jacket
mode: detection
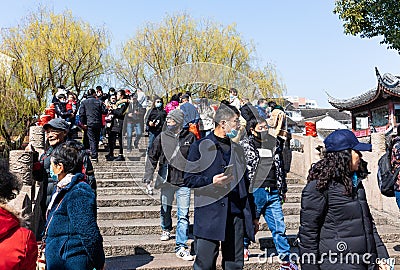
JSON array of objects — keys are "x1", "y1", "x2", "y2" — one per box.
[
  {"x1": 45, "y1": 173, "x2": 104, "y2": 270},
  {"x1": 184, "y1": 132, "x2": 256, "y2": 242},
  {"x1": 180, "y1": 102, "x2": 200, "y2": 128}
]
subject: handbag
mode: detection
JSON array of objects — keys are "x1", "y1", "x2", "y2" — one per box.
[{"x1": 36, "y1": 198, "x2": 64, "y2": 270}]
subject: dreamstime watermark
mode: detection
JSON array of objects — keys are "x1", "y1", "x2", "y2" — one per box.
[{"x1": 257, "y1": 241, "x2": 395, "y2": 268}]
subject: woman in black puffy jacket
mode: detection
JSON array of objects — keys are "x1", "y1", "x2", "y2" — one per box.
[{"x1": 298, "y1": 129, "x2": 389, "y2": 270}]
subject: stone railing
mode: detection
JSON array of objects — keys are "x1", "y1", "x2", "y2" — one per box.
[
  {"x1": 7, "y1": 126, "x2": 45, "y2": 236},
  {"x1": 289, "y1": 133, "x2": 399, "y2": 217}
]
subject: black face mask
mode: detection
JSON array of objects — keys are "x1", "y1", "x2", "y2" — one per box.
[{"x1": 254, "y1": 130, "x2": 269, "y2": 141}]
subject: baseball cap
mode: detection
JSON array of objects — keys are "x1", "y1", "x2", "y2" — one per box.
[
  {"x1": 43, "y1": 118, "x2": 70, "y2": 131},
  {"x1": 324, "y1": 129, "x2": 372, "y2": 152}
]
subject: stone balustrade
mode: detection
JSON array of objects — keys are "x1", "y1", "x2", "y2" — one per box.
[{"x1": 290, "y1": 133, "x2": 399, "y2": 217}]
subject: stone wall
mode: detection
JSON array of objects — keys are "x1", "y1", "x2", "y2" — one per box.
[{"x1": 289, "y1": 133, "x2": 399, "y2": 216}]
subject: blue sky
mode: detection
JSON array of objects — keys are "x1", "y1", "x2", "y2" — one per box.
[{"x1": 1, "y1": 0, "x2": 399, "y2": 107}]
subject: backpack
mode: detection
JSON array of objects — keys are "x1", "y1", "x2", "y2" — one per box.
[{"x1": 377, "y1": 150, "x2": 400, "y2": 197}]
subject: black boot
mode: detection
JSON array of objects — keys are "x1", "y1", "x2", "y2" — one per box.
[{"x1": 113, "y1": 155, "x2": 125, "y2": 161}]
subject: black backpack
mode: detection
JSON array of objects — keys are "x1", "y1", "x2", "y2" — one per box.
[{"x1": 377, "y1": 150, "x2": 400, "y2": 197}]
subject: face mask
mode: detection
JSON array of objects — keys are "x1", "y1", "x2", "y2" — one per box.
[
  {"x1": 225, "y1": 123, "x2": 238, "y2": 139},
  {"x1": 155, "y1": 102, "x2": 162, "y2": 108},
  {"x1": 226, "y1": 129, "x2": 238, "y2": 139},
  {"x1": 262, "y1": 104, "x2": 268, "y2": 109},
  {"x1": 229, "y1": 94, "x2": 234, "y2": 102},
  {"x1": 254, "y1": 130, "x2": 269, "y2": 141},
  {"x1": 167, "y1": 124, "x2": 179, "y2": 131},
  {"x1": 49, "y1": 166, "x2": 58, "y2": 182}
]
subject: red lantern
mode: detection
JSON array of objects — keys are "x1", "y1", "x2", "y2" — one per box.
[{"x1": 305, "y1": 121, "x2": 317, "y2": 137}]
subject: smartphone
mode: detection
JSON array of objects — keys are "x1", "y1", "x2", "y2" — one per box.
[{"x1": 223, "y1": 164, "x2": 234, "y2": 176}]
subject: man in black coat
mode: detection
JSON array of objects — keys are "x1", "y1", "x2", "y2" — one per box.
[
  {"x1": 79, "y1": 88, "x2": 107, "y2": 162},
  {"x1": 184, "y1": 103, "x2": 258, "y2": 270}
]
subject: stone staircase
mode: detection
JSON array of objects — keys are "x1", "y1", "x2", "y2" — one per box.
[{"x1": 94, "y1": 138, "x2": 400, "y2": 269}]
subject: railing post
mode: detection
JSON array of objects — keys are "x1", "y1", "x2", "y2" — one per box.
[{"x1": 7, "y1": 150, "x2": 33, "y2": 224}]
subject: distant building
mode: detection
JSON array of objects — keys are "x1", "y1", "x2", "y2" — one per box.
[
  {"x1": 284, "y1": 96, "x2": 318, "y2": 109},
  {"x1": 328, "y1": 68, "x2": 400, "y2": 138},
  {"x1": 294, "y1": 109, "x2": 351, "y2": 139}
]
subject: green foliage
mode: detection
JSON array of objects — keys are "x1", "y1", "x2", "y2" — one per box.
[{"x1": 334, "y1": 0, "x2": 400, "y2": 52}]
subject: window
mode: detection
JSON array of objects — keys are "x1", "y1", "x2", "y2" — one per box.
[
  {"x1": 354, "y1": 111, "x2": 369, "y2": 130},
  {"x1": 371, "y1": 106, "x2": 389, "y2": 127},
  {"x1": 394, "y1": 104, "x2": 400, "y2": 124}
]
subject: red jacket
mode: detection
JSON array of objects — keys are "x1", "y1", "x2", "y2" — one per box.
[{"x1": 0, "y1": 205, "x2": 38, "y2": 270}]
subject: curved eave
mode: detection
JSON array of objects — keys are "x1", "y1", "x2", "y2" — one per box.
[
  {"x1": 376, "y1": 68, "x2": 400, "y2": 97},
  {"x1": 327, "y1": 88, "x2": 379, "y2": 110}
]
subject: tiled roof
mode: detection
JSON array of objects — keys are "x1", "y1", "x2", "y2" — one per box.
[
  {"x1": 299, "y1": 108, "x2": 351, "y2": 121},
  {"x1": 328, "y1": 68, "x2": 400, "y2": 110}
]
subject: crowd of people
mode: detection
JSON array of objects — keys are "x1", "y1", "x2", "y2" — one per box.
[{"x1": 0, "y1": 84, "x2": 395, "y2": 270}]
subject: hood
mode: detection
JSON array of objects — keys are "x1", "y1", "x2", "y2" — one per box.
[{"x1": 0, "y1": 204, "x2": 24, "y2": 240}]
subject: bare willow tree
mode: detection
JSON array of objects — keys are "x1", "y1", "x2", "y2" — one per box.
[{"x1": 113, "y1": 13, "x2": 285, "y2": 100}]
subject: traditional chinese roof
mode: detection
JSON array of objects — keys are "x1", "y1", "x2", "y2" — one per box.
[
  {"x1": 328, "y1": 68, "x2": 400, "y2": 110},
  {"x1": 299, "y1": 108, "x2": 351, "y2": 121}
]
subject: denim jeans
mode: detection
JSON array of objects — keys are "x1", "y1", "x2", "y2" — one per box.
[
  {"x1": 395, "y1": 190, "x2": 400, "y2": 210},
  {"x1": 126, "y1": 122, "x2": 142, "y2": 150},
  {"x1": 147, "y1": 131, "x2": 161, "y2": 153},
  {"x1": 253, "y1": 188, "x2": 291, "y2": 261},
  {"x1": 160, "y1": 185, "x2": 191, "y2": 251}
]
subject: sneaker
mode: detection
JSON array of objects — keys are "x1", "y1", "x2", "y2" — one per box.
[
  {"x1": 160, "y1": 230, "x2": 171, "y2": 241},
  {"x1": 175, "y1": 247, "x2": 194, "y2": 261},
  {"x1": 146, "y1": 184, "x2": 153, "y2": 195},
  {"x1": 280, "y1": 262, "x2": 298, "y2": 270},
  {"x1": 113, "y1": 155, "x2": 125, "y2": 161},
  {"x1": 244, "y1": 248, "x2": 250, "y2": 261}
]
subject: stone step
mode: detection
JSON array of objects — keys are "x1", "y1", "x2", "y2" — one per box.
[
  {"x1": 94, "y1": 166, "x2": 146, "y2": 172},
  {"x1": 103, "y1": 234, "x2": 194, "y2": 257},
  {"x1": 97, "y1": 186, "x2": 148, "y2": 196},
  {"x1": 104, "y1": 248, "x2": 287, "y2": 270},
  {"x1": 94, "y1": 154, "x2": 146, "y2": 162},
  {"x1": 97, "y1": 195, "x2": 161, "y2": 207},
  {"x1": 96, "y1": 193, "x2": 302, "y2": 207},
  {"x1": 95, "y1": 172, "x2": 145, "y2": 179},
  {"x1": 103, "y1": 238, "x2": 400, "y2": 268},
  {"x1": 96, "y1": 185, "x2": 305, "y2": 197},
  {"x1": 377, "y1": 225, "x2": 400, "y2": 244},
  {"x1": 97, "y1": 178, "x2": 144, "y2": 188},
  {"x1": 97, "y1": 203, "x2": 301, "y2": 221}
]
